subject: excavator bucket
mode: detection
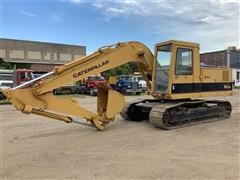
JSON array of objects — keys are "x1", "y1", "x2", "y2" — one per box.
[{"x1": 97, "y1": 86, "x2": 125, "y2": 120}]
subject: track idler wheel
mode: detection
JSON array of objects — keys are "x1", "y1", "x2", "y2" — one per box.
[{"x1": 120, "y1": 103, "x2": 148, "y2": 122}]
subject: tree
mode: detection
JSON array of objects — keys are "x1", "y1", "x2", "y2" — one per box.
[
  {"x1": 102, "y1": 62, "x2": 138, "y2": 80},
  {"x1": 0, "y1": 59, "x2": 31, "y2": 69},
  {"x1": 0, "y1": 58, "x2": 13, "y2": 69}
]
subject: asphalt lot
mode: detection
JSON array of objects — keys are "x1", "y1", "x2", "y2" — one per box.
[{"x1": 1, "y1": 90, "x2": 239, "y2": 179}]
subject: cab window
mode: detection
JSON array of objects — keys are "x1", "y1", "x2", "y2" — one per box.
[
  {"x1": 20, "y1": 72, "x2": 32, "y2": 81},
  {"x1": 176, "y1": 48, "x2": 193, "y2": 75}
]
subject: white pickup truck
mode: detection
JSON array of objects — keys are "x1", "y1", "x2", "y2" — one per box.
[{"x1": 133, "y1": 75, "x2": 148, "y2": 92}]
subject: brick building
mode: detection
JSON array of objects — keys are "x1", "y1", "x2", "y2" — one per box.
[
  {"x1": 0, "y1": 38, "x2": 86, "y2": 72},
  {"x1": 200, "y1": 46, "x2": 240, "y2": 69}
]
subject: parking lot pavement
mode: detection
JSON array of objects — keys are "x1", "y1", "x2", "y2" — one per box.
[{"x1": 1, "y1": 91, "x2": 239, "y2": 179}]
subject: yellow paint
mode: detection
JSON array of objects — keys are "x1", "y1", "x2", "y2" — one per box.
[{"x1": 3, "y1": 40, "x2": 233, "y2": 130}]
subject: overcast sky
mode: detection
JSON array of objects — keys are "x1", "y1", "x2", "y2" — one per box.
[{"x1": 1, "y1": 0, "x2": 239, "y2": 53}]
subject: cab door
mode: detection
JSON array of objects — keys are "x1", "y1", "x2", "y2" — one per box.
[{"x1": 171, "y1": 46, "x2": 195, "y2": 93}]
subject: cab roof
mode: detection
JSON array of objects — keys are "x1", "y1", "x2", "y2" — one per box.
[{"x1": 155, "y1": 40, "x2": 199, "y2": 48}]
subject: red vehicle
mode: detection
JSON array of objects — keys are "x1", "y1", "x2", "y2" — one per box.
[
  {"x1": 0, "y1": 69, "x2": 34, "y2": 99},
  {"x1": 77, "y1": 75, "x2": 110, "y2": 96},
  {"x1": 14, "y1": 69, "x2": 34, "y2": 86}
]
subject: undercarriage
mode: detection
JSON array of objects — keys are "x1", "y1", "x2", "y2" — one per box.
[{"x1": 120, "y1": 99, "x2": 232, "y2": 129}]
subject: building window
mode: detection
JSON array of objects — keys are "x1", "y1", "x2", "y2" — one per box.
[
  {"x1": 176, "y1": 48, "x2": 193, "y2": 75},
  {"x1": 53, "y1": 53, "x2": 58, "y2": 61},
  {"x1": 43, "y1": 52, "x2": 51, "y2": 60},
  {"x1": 27, "y1": 51, "x2": 41, "y2": 60},
  {"x1": 9, "y1": 50, "x2": 24, "y2": 59},
  {"x1": 60, "y1": 53, "x2": 72, "y2": 61}
]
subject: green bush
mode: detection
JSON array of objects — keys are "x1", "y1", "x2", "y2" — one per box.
[{"x1": 102, "y1": 63, "x2": 138, "y2": 80}]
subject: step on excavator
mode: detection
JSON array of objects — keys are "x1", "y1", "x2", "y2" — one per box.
[{"x1": 3, "y1": 40, "x2": 233, "y2": 130}]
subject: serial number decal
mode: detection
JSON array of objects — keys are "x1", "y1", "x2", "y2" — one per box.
[{"x1": 73, "y1": 60, "x2": 109, "y2": 78}]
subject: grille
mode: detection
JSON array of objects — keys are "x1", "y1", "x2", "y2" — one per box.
[{"x1": 132, "y1": 82, "x2": 138, "y2": 91}]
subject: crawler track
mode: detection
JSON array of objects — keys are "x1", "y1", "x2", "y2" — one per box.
[
  {"x1": 120, "y1": 100, "x2": 149, "y2": 122},
  {"x1": 120, "y1": 99, "x2": 232, "y2": 129}
]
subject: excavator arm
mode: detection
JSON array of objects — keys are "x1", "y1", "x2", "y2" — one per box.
[{"x1": 3, "y1": 41, "x2": 154, "y2": 130}]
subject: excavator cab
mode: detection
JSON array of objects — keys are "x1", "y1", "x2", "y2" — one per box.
[
  {"x1": 151, "y1": 40, "x2": 197, "y2": 99},
  {"x1": 151, "y1": 40, "x2": 232, "y2": 100},
  {"x1": 121, "y1": 40, "x2": 233, "y2": 129}
]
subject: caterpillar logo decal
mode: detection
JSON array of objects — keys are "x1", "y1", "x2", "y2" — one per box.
[{"x1": 73, "y1": 60, "x2": 110, "y2": 78}]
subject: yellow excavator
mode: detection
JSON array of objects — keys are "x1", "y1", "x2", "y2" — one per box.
[{"x1": 3, "y1": 40, "x2": 233, "y2": 130}]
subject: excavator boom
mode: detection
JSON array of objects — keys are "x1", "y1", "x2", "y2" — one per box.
[{"x1": 3, "y1": 41, "x2": 154, "y2": 130}]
